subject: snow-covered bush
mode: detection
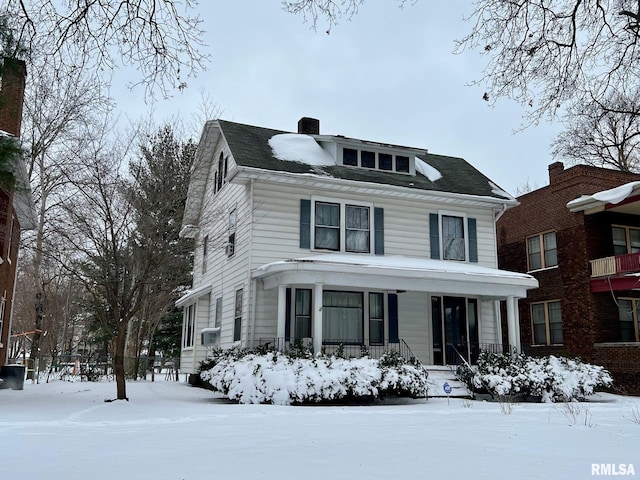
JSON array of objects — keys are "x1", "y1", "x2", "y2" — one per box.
[
  {"x1": 456, "y1": 351, "x2": 612, "y2": 402},
  {"x1": 198, "y1": 349, "x2": 429, "y2": 405}
]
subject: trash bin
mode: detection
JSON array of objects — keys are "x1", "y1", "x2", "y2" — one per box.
[{"x1": 0, "y1": 364, "x2": 26, "y2": 390}]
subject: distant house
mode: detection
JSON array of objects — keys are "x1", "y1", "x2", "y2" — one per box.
[
  {"x1": 0, "y1": 58, "x2": 36, "y2": 367},
  {"x1": 497, "y1": 162, "x2": 640, "y2": 393},
  {"x1": 177, "y1": 117, "x2": 537, "y2": 380}
]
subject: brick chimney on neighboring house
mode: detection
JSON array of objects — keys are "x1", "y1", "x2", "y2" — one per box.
[
  {"x1": 298, "y1": 117, "x2": 320, "y2": 135},
  {"x1": 0, "y1": 58, "x2": 27, "y2": 137},
  {"x1": 548, "y1": 161, "x2": 564, "y2": 184}
]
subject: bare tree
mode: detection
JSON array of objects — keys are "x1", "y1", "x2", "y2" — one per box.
[
  {"x1": 455, "y1": 1, "x2": 640, "y2": 124},
  {"x1": 56, "y1": 122, "x2": 144, "y2": 400},
  {"x1": 283, "y1": 0, "x2": 412, "y2": 32},
  {"x1": 553, "y1": 90, "x2": 640, "y2": 172},
  {"x1": 19, "y1": 57, "x2": 110, "y2": 378},
  {"x1": 2, "y1": 1, "x2": 208, "y2": 97}
]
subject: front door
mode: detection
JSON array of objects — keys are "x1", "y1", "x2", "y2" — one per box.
[{"x1": 431, "y1": 296, "x2": 478, "y2": 365}]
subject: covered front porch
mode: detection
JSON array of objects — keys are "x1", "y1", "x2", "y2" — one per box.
[{"x1": 252, "y1": 254, "x2": 538, "y2": 366}]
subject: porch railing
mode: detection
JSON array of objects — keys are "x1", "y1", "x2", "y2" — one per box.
[
  {"x1": 445, "y1": 342, "x2": 516, "y2": 366},
  {"x1": 254, "y1": 337, "x2": 418, "y2": 362},
  {"x1": 591, "y1": 252, "x2": 640, "y2": 277}
]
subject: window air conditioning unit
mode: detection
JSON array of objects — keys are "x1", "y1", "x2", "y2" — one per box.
[
  {"x1": 225, "y1": 243, "x2": 234, "y2": 256},
  {"x1": 201, "y1": 327, "x2": 221, "y2": 346}
]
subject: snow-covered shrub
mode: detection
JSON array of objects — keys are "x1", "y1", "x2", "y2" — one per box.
[
  {"x1": 456, "y1": 351, "x2": 612, "y2": 402},
  {"x1": 199, "y1": 349, "x2": 429, "y2": 405}
]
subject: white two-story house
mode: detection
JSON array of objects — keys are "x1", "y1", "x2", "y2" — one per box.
[{"x1": 177, "y1": 117, "x2": 538, "y2": 376}]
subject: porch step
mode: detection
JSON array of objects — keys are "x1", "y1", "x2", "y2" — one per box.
[{"x1": 425, "y1": 366, "x2": 470, "y2": 398}]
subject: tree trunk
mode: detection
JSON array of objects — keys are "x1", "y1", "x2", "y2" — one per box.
[{"x1": 114, "y1": 324, "x2": 128, "y2": 400}]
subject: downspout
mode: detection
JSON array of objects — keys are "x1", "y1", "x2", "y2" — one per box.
[
  {"x1": 248, "y1": 179, "x2": 256, "y2": 347},
  {"x1": 494, "y1": 203, "x2": 508, "y2": 223}
]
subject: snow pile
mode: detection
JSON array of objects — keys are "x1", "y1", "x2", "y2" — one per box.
[
  {"x1": 200, "y1": 349, "x2": 429, "y2": 405},
  {"x1": 268, "y1": 133, "x2": 336, "y2": 166},
  {"x1": 456, "y1": 351, "x2": 612, "y2": 402}
]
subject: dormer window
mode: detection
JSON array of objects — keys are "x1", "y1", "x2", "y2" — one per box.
[
  {"x1": 343, "y1": 148, "x2": 358, "y2": 166},
  {"x1": 396, "y1": 156, "x2": 409, "y2": 173},
  {"x1": 339, "y1": 146, "x2": 414, "y2": 174},
  {"x1": 379, "y1": 153, "x2": 392, "y2": 171},
  {"x1": 361, "y1": 151, "x2": 375, "y2": 168}
]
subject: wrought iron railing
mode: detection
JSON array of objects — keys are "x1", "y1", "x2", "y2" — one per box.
[
  {"x1": 445, "y1": 342, "x2": 516, "y2": 366},
  {"x1": 254, "y1": 337, "x2": 418, "y2": 362}
]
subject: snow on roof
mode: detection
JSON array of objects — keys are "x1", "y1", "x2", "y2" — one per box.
[
  {"x1": 489, "y1": 181, "x2": 515, "y2": 201},
  {"x1": 268, "y1": 133, "x2": 335, "y2": 166},
  {"x1": 255, "y1": 253, "x2": 535, "y2": 282},
  {"x1": 567, "y1": 180, "x2": 640, "y2": 211},
  {"x1": 415, "y1": 157, "x2": 442, "y2": 182}
]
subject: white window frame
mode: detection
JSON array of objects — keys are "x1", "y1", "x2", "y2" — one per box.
[
  {"x1": 202, "y1": 235, "x2": 208, "y2": 273},
  {"x1": 227, "y1": 209, "x2": 237, "y2": 258},
  {"x1": 233, "y1": 288, "x2": 243, "y2": 343},
  {"x1": 311, "y1": 196, "x2": 374, "y2": 254},
  {"x1": 182, "y1": 303, "x2": 196, "y2": 349},
  {"x1": 438, "y1": 210, "x2": 468, "y2": 262},
  {"x1": 338, "y1": 145, "x2": 415, "y2": 175}
]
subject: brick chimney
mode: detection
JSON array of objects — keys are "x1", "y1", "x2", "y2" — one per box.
[
  {"x1": 297, "y1": 117, "x2": 320, "y2": 135},
  {"x1": 0, "y1": 58, "x2": 27, "y2": 138},
  {"x1": 548, "y1": 161, "x2": 564, "y2": 184}
]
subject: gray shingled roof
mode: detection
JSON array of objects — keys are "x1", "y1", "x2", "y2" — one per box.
[{"x1": 218, "y1": 119, "x2": 508, "y2": 199}]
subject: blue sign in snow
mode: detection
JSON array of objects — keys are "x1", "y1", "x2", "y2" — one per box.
[{"x1": 443, "y1": 382, "x2": 452, "y2": 395}]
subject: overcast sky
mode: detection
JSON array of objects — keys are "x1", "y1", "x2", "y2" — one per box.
[{"x1": 116, "y1": 1, "x2": 561, "y2": 195}]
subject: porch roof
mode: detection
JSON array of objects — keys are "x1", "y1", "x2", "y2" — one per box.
[
  {"x1": 175, "y1": 285, "x2": 212, "y2": 308},
  {"x1": 253, "y1": 254, "x2": 538, "y2": 299}
]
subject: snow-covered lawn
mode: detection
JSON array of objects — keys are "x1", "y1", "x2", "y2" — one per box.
[{"x1": 1, "y1": 379, "x2": 639, "y2": 480}]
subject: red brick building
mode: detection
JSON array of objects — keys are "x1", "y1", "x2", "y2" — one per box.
[
  {"x1": 498, "y1": 162, "x2": 640, "y2": 393},
  {"x1": 0, "y1": 58, "x2": 35, "y2": 367}
]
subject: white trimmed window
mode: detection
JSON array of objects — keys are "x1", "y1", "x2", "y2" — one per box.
[
  {"x1": 312, "y1": 198, "x2": 373, "y2": 253},
  {"x1": 182, "y1": 304, "x2": 196, "y2": 349},
  {"x1": 527, "y1": 231, "x2": 557, "y2": 271},
  {"x1": 233, "y1": 289, "x2": 243, "y2": 342},
  {"x1": 531, "y1": 300, "x2": 563, "y2": 345},
  {"x1": 227, "y1": 210, "x2": 237, "y2": 257}
]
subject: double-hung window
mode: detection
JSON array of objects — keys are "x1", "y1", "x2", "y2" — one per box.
[
  {"x1": 313, "y1": 200, "x2": 372, "y2": 253},
  {"x1": 527, "y1": 231, "x2": 557, "y2": 270},
  {"x1": 295, "y1": 289, "x2": 312, "y2": 339},
  {"x1": 612, "y1": 226, "x2": 640, "y2": 255},
  {"x1": 182, "y1": 304, "x2": 196, "y2": 348},
  {"x1": 369, "y1": 293, "x2": 384, "y2": 345},
  {"x1": 430, "y1": 211, "x2": 476, "y2": 262},
  {"x1": 227, "y1": 210, "x2": 237, "y2": 257},
  {"x1": 531, "y1": 300, "x2": 563, "y2": 345},
  {"x1": 618, "y1": 298, "x2": 640, "y2": 342},
  {"x1": 233, "y1": 289, "x2": 243, "y2": 342},
  {"x1": 442, "y1": 215, "x2": 465, "y2": 261}
]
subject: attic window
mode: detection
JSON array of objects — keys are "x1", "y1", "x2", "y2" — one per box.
[
  {"x1": 339, "y1": 146, "x2": 413, "y2": 174},
  {"x1": 343, "y1": 148, "x2": 357, "y2": 166},
  {"x1": 361, "y1": 151, "x2": 375, "y2": 168},
  {"x1": 396, "y1": 156, "x2": 409, "y2": 173},
  {"x1": 379, "y1": 153, "x2": 392, "y2": 171}
]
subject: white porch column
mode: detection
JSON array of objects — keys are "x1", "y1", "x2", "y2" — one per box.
[
  {"x1": 313, "y1": 283, "x2": 323, "y2": 355},
  {"x1": 276, "y1": 285, "x2": 287, "y2": 350},
  {"x1": 506, "y1": 296, "x2": 521, "y2": 354}
]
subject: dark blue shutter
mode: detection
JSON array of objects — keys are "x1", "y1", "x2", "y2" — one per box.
[
  {"x1": 388, "y1": 293, "x2": 399, "y2": 343},
  {"x1": 468, "y1": 217, "x2": 478, "y2": 263},
  {"x1": 285, "y1": 288, "x2": 292, "y2": 342},
  {"x1": 300, "y1": 199, "x2": 311, "y2": 249},
  {"x1": 374, "y1": 207, "x2": 384, "y2": 255},
  {"x1": 429, "y1": 213, "x2": 440, "y2": 259}
]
